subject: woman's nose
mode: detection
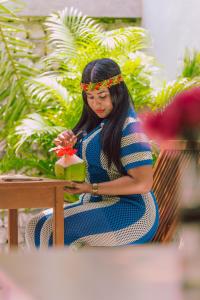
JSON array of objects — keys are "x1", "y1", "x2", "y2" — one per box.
[{"x1": 93, "y1": 98, "x2": 102, "y2": 105}]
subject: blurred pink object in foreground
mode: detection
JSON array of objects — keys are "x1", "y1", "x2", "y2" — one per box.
[
  {"x1": 140, "y1": 87, "x2": 200, "y2": 143},
  {"x1": 0, "y1": 271, "x2": 34, "y2": 300}
]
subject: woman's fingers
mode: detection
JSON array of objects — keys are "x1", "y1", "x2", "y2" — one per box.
[
  {"x1": 62, "y1": 130, "x2": 77, "y2": 146},
  {"x1": 53, "y1": 138, "x2": 61, "y2": 146},
  {"x1": 54, "y1": 130, "x2": 77, "y2": 147}
]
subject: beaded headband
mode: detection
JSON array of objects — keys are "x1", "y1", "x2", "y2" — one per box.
[{"x1": 80, "y1": 74, "x2": 123, "y2": 92}]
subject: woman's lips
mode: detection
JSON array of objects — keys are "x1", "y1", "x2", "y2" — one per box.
[{"x1": 96, "y1": 109, "x2": 105, "y2": 113}]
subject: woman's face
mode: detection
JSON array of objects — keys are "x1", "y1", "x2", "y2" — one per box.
[{"x1": 86, "y1": 87, "x2": 113, "y2": 118}]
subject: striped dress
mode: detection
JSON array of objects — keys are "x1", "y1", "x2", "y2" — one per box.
[{"x1": 25, "y1": 107, "x2": 159, "y2": 248}]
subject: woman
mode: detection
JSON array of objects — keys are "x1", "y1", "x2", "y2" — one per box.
[{"x1": 25, "y1": 58, "x2": 159, "y2": 248}]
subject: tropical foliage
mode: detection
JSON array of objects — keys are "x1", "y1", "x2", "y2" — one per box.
[
  {"x1": 181, "y1": 49, "x2": 200, "y2": 79},
  {"x1": 0, "y1": 2, "x2": 155, "y2": 176},
  {"x1": 151, "y1": 78, "x2": 200, "y2": 110},
  {"x1": 150, "y1": 49, "x2": 200, "y2": 110},
  {"x1": 0, "y1": 0, "x2": 38, "y2": 137},
  {"x1": 0, "y1": 1, "x2": 200, "y2": 176}
]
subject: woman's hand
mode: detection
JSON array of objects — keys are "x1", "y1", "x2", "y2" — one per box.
[
  {"x1": 54, "y1": 130, "x2": 77, "y2": 147},
  {"x1": 64, "y1": 181, "x2": 92, "y2": 194}
]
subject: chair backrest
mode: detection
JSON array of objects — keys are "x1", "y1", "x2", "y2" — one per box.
[{"x1": 152, "y1": 140, "x2": 200, "y2": 243}]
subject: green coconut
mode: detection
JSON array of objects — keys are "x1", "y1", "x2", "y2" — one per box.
[{"x1": 55, "y1": 154, "x2": 86, "y2": 203}]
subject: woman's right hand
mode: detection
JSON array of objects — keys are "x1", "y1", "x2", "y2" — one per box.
[{"x1": 53, "y1": 130, "x2": 77, "y2": 148}]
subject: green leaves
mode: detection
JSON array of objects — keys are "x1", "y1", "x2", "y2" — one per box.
[
  {"x1": 181, "y1": 49, "x2": 200, "y2": 79},
  {"x1": 37, "y1": 7, "x2": 154, "y2": 114},
  {"x1": 0, "y1": 0, "x2": 38, "y2": 134},
  {"x1": 152, "y1": 78, "x2": 200, "y2": 110},
  {"x1": 1, "y1": 4, "x2": 199, "y2": 176},
  {"x1": 42, "y1": 7, "x2": 150, "y2": 73},
  {"x1": 0, "y1": 4, "x2": 157, "y2": 176},
  {"x1": 96, "y1": 26, "x2": 148, "y2": 52},
  {"x1": 44, "y1": 7, "x2": 103, "y2": 66},
  {"x1": 26, "y1": 76, "x2": 70, "y2": 107},
  {"x1": 14, "y1": 113, "x2": 65, "y2": 153}
]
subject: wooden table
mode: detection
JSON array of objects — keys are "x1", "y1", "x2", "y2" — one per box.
[{"x1": 0, "y1": 176, "x2": 68, "y2": 249}]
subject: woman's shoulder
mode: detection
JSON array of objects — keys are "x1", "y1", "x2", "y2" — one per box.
[{"x1": 122, "y1": 106, "x2": 139, "y2": 131}]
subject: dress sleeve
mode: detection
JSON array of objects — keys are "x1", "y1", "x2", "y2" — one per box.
[{"x1": 120, "y1": 116, "x2": 153, "y2": 171}]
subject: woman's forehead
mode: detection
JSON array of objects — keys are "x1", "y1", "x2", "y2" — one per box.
[{"x1": 86, "y1": 87, "x2": 109, "y2": 96}]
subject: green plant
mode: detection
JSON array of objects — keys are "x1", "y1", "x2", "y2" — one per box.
[
  {"x1": 151, "y1": 78, "x2": 200, "y2": 110},
  {"x1": 181, "y1": 49, "x2": 200, "y2": 79},
  {"x1": 1, "y1": 3, "x2": 200, "y2": 177},
  {"x1": 0, "y1": 0, "x2": 38, "y2": 137},
  {"x1": 0, "y1": 4, "x2": 157, "y2": 176}
]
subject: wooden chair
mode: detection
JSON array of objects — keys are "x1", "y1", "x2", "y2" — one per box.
[{"x1": 152, "y1": 140, "x2": 200, "y2": 243}]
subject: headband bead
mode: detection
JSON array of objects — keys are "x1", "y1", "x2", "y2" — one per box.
[{"x1": 80, "y1": 74, "x2": 123, "y2": 92}]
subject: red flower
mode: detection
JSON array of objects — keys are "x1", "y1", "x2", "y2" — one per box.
[
  {"x1": 94, "y1": 83, "x2": 102, "y2": 90},
  {"x1": 55, "y1": 146, "x2": 77, "y2": 157},
  {"x1": 141, "y1": 87, "x2": 200, "y2": 141}
]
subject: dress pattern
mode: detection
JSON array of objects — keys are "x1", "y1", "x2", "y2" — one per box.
[{"x1": 25, "y1": 107, "x2": 159, "y2": 248}]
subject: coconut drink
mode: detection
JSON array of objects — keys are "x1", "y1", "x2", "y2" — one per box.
[{"x1": 51, "y1": 145, "x2": 86, "y2": 202}]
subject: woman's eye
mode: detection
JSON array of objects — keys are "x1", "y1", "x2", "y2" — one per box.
[{"x1": 87, "y1": 94, "x2": 107, "y2": 100}]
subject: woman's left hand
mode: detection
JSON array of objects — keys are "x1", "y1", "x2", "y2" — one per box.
[{"x1": 64, "y1": 181, "x2": 92, "y2": 194}]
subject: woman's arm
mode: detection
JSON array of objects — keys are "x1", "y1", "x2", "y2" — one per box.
[
  {"x1": 64, "y1": 165, "x2": 153, "y2": 196},
  {"x1": 97, "y1": 165, "x2": 153, "y2": 195}
]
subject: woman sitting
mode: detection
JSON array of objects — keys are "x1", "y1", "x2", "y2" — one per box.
[{"x1": 25, "y1": 58, "x2": 159, "y2": 248}]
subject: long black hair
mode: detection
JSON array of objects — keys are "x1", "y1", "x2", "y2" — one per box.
[{"x1": 73, "y1": 58, "x2": 134, "y2": 174}]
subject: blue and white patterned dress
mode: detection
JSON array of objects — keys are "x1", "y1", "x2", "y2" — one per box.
[{"x1": 25, "y1": 106, "x2": 159, "y2": 248}]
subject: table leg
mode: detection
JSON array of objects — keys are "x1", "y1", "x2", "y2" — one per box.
[
  {"x1": 8, "y1": 209, "x2": 18, "y2": 249},
  {"x1": 53, "y1": 187, "x2": 64, "y2": 246}
]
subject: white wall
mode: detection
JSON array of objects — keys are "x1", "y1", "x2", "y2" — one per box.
[
  {"x1": 21, "y1": 0, "x2": 141, "y2": 17},
  {"x1": 142, "y1": 0, "x2": 200, "y2": 80}
]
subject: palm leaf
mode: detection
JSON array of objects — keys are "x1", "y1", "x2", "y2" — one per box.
[
  {"x1": 181, "y1": 49, "x2": 200, "y2": 79},
  {"x1": 152, "y1": 78, "x2": 200, "y2": 110},
  {"x1": 44, "y1": 7, "x2": 103, "y2": 65},
  {"x1": 0, "y1": 0, "x2": 38, "y2": 135},
  {"x1": 14, "y1": 113, "x2": 65, "y2": 153},
  {"x1": 26, "y1": 76, "x2": 70, "y2": 108},
  {"x1": 95, "y1": 26, "x2": 148, "y2": 52}
]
